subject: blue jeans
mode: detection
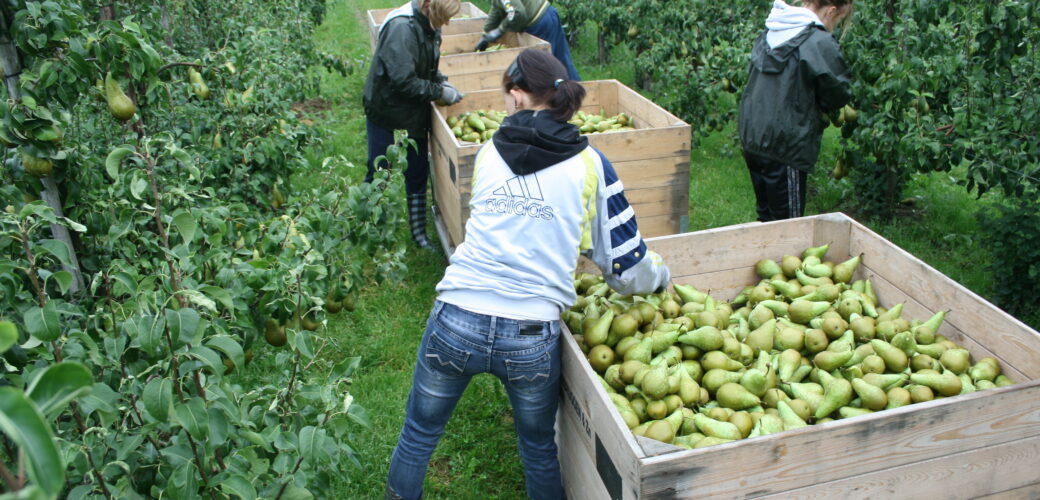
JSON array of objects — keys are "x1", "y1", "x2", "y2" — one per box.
[
  {"x1": 526, "y1": 6, "x2": 581, "y2": 81},
  {"x1": 386, "y1": 301, "x2": 564, "y2": 500}
]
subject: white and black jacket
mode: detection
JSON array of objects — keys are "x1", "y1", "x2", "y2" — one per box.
[{"x1": 436, "y1": 110, "x2": 671, "y2": 321}]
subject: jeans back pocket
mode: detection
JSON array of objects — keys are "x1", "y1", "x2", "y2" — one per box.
[
  {"x1": 423, "y1": 332, "x2": 470, "y2": 377},
  {"x1": 505, "y1": 352, "x2": 552, "y2": 393}
]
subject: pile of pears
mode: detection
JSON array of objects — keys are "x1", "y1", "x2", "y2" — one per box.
[
  {"x1": 567, "y1": 110, "x2": 637, "y2": 134},
  {"x1": 448, "y1": 110, "x2": 507, "y2": 144},
  {"x1": 564, "y1": 244, "x2": 1015, "y2": 449}
]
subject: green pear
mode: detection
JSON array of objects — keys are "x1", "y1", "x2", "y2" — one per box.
[
  {"x1": 870, "y1": 339, "x2": 909, "y2": 372},
  {"x1": 649, "y1": 327, "x2": 682, "y2": 354},
  {"x1": 640, "y1": 365, "x2": 671, "y2": 400},
  {"x1": 939, "y1": 348, "x2": 971, "y2": 375},
  {"x1": 781, "y1": 382, "x2": 824, "y2": 414},
  {"x1": 861, "y1": 372, "x2": 908, "y2": 390},
  {"x1": 814, "y1": 377, "x2": 853, "y2": 420},
  {"x1": 781, "y1": 255, "x2": 802, "y2": 278},
  {"x1": 802, "y1": 242, "x2": 830, "y2": 260},
  {"x1": 677, "y1": 367, "x2": 702, "y2": 406},
  {"x1": 994, "y1": 375, "x2": 1015, "y2": 387},
  {"x1": 788, "y1": 300, "x2": 830, "y2": 325},
  {"x1": 693, "y1": 413, "x2": 743, "y2": 440},
  {"x1": 915, "y1": 342, "x2": 947, "y2": 359},
  {"x1": 831, "y1": 254, "x2": 862, "y2": 284},
  {"x1": 774, "y1": 327, "x2": 805, "y2": 352},
  {"x1": 105, "y1": 71, "x2": 137, "y2": 122},
  {"x1": 909, "y1": 371, "x2": 962, "y2": 397},
  {"x1": 728, "y1": 411, "x2": 754, "y2": 438},
  {"x1": 739, "y1": 367, "x2": 770, "y2": 397},
  {"x1": 619, "y1": 360, "x2": 646, "y2": 384},
  {"x1": 876, "y1": 303, "x2": 904, "y2": 323},
  {"x1": 717, "y1": 382, "x2": 761, "y2": 410},
  {"x1": 908, "y1": 384, "x2": 934, "y2": 403},
  {"x1": 910, "y1": 354, "x2": 939, "y2": 372},
  {"x1": 849, "y1": 316, "x2": 876, "y2": 342},
  {"x1": 756, "y1": 259, "x2": 783, "y2": 279},
  {"x1": 701, "y1": 351, "x2": 744, "y2": 372},
  {"x1": 702, "y1": 368, "x2": 745, "y2": 394},
  {"x1": 763, "y1": 387, "x2": 789, "y2": 408},
  {"x1": 813, "y1": 349, "x2": 854, "y2": 372},
  {"x1": 777, "y1": 399, "x2": 809, "y2": 430},
  {"x1": 624, "y1": 337, "x2": 653, "y2": 364},
  {"x1": 777, "y1": 349, "x2": 802, "y2": 382},
  {"x1": 677, "y1": 326, "x2": 724, "y2": 351},
  {"x1": 770, "y1": 279, "x2": 803, "y2": 300},
  {"x1": 673, "y1": 283, "x2": 709, "y2": 304},
  {"x1": 585, "y1": 309, "x2": 614, "y2": 347},
  {"x1": 968, "y1": 358, "x2": 1001, "y2": 382},
  {"x1": 885, "y1": 386, "x2": 912, "y2": 409},
  {"x1": 748, "y1": 414, "x2": 784, "y2": 437},
  {"x1": 838, "y1": 407, "x2": 873, "y2": 419},
  {"x1": 644, "y1": 419, "x2": 676, "y2": 443},
  {"x1": 804, "y1": 328, "x2": 830, "y2": 353},
  {"x1": 859, "y1": 354, "x2": 887, "y2": 375},
  {"x1": 852, "y1": 378, "x2": 888, "y2": 410},
  {"x1": 748, "y1": 303, "x2": 775, "y2": 330},
  {"x1": 890, "y1": 330, "x2": 918, "y2": 357}
]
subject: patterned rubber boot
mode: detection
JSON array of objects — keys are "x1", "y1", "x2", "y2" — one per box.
[{"x1": 408, "y1": 193, "x2": 434, "y2": 250}]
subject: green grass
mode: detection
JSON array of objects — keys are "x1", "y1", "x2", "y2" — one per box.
[{"x1": 240, "y1": 1, "x2": 1035, "y2": 497}]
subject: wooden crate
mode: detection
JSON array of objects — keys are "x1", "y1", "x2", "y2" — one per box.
[
  {"x1": 430, "y1": 80, "x2": 691, "y2": 253},
  {"x1": 437, "y1": 32, "x2": 551, "y2": 92},
  {"x1": 367, "y1": 2, "x2": 487, "y2": 50},
  {"x1": 559, "y1": 212, "x2": 1040, "y2": 499}
]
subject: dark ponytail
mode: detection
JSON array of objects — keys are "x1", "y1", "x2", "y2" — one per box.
[{"x1": 502, "y1": 49, "x2": 586, "y2": 122}]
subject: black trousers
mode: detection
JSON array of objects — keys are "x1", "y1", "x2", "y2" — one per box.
[
  {"x1": 744, "y1": 152, "x2": 807, "y2": 222},
  {"x1": 366, "y1": 119, "x2": 429, "y2": 196}
]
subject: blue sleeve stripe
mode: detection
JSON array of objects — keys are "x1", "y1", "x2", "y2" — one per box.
[{"x1": 595, "y1": 148, "x2": 646, "y2": 274}]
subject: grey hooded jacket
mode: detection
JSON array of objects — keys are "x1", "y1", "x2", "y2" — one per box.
[{"x1": 738, "y1": 25, "x2": 851, "y2": 172}]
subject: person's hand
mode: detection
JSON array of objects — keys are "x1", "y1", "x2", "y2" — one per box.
[
  {"x1": 473, "y1": 28, "x2": 503, "y2": 52},
  {"x1": 439, "y1": 82, "x2": 463, "y2": 105}
]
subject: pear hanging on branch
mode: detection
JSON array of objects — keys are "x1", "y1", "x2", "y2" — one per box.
[
  {"x1": 105, "y1": 72, "x2": 137, "y2": 122},
  {"x1": 188, "y1": 67, "x2": 210, "y2": 100}
]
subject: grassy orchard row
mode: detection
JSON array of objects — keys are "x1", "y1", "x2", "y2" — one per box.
[
  {"x1": 0, "y1": 0, "x2": 407, "y2": 497},
  {"x1": 564, "y1": 245, "x2": 1014, "y2": 448}
]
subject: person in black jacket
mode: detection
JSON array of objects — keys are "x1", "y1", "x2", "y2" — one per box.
[
  {"x1": 364, "y1": 0, "x2": 462, "y2": 249},
  {"x1": 738, "y1": 0, "x2": 853, "y2": 222}
]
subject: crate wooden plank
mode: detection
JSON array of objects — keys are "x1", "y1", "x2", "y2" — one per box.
[
  {"x1": 973, "y1": 482, "x2": 1040, "y2": 500},
  {"x1": 646, "y1": 218, "x2": 817, "y2": 278},
  {"x1": 848, "y1": 222, "x2": 1040, "y2": 379},
  {"x1": 610, "y1": 157, "x2": 689, "y2": 191},
  {"x1": 809, "y1": 213, "x2": 854, "y2": 264},
  {"x1": 638, "y1": 381, "x2": 1040, "y2": 498},
  {"x1": 439, "y1": 33, "x2": 551, "y2": 92},
  {"x1": 582, "y1": 127, "x2": 691, "y2": 163},
  {"x1": 862, "y1": 263, "x2": 1030, "y2": 383},
  {"x1": 560, "y1": 330, "x2": 646, "y2": 500},
  {"x1": 558, "y1": 411, "x2": 615, "y2": 500},
  {"x1": 616, "y1": 83, "x2": 686, "y2": 129},
  {"x1": 756, "y1": 433, "x2": 1040, "y2": 499}
]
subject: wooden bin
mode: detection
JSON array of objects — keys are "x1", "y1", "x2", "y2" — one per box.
[
  {"x1": 367, "y1": 2, "x2": 487, "y2": 50},
  {"x1": 558, "y1": 212, "x2": 1040, "y2": 500},
  {"x1": 430, "y1": 80, "x2": 691, "y2": 253},
  {"x1": 438, "y1": 32, "x2": 551, "y2": 92}
]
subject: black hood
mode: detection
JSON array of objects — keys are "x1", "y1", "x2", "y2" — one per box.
[
  {"x1": 492, "y1": 110, "x2": 589, "y2": 176},
  {"x1": 753, "y1": 25, "x2": 819, "y2": 74}
]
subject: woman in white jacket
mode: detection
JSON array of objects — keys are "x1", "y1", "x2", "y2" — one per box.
[{"x1": 385, "y1": 49, "x2": 671, "y2": 500}]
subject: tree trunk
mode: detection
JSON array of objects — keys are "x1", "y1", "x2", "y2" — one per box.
[
  {"x1": 0, "y1": 8, "x2": 86, "y2": 295},
  {"x1": 597, "y1": 30, "x2": 608, "y2": 65},
  {"x1": 160, "y1": 3, "x2": 173, "y2": 48},
  {"x1": 100, "y1": 3, "x2": 115, "y2": 21}
]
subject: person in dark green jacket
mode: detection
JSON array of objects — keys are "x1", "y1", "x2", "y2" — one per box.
[
  {"x1": 738, "y1": 0, "x2": 853, "y2": 222},
  {"x1": 474, "y1": 0, "x2": 580, "y2": 81},
  {"x1": 364, "y1": 0, "x2": 462, "y2": 249}
]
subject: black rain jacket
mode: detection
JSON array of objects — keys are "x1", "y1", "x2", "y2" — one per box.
[
  {"x1": 363, "y1": 2, "x2": 446, "y2": 137},
  {"x1": 738, "y1": 25, "x2": 851, "y2": 172}
]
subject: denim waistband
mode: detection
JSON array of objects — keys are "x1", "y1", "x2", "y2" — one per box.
[{"x1": 433, "y1": 300, "x2": 557, "y2": 339}]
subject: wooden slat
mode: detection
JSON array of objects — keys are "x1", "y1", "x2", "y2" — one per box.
[
  {"x1": 809, "y1": 213, "x2": 853, "y2": 264},
  {"x1": 588, "y1": 127, "x2": 691, "y2": 163},
  {"x1": 616, "y1": 81, "x2": 686, "y2": 129},
  {"x1": 635, "y1": 215, "x2": 686, "y2": 240},
  {"x1": 439, "y1": 33, "x2": 550, "y2": 78},
  {"x1": 863, "y1": 263, "x2": 1029, "y2": 382},
  {"x1": 560, "y1": 329, "x2": 646, "y2": 500},
  {"x1": 559, "y1": 410, "x2": 614, "y2": 500},
  {"x1": 973, "y1": 482, "x2": 1040, "y2": 500},
  {"x1": 638, "y1": 381, "x2": 1040, "y2": 499},
  {"x1": 611, "y1": 157, "x2": 689, "y2": 191},
  {"x1": 848, "y1": 221, "x2": 1040, "y2": 379},
  {"x1": 756, "y1": 434, "x2": 1040, "y2": 499},
  {"x1": 645, "y1": 218, "x2": 817, "y2": 278}
]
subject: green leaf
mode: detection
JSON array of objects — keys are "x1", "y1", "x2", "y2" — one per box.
[
  {"x1": 19, "y1": 202, "x2": 57, "y2": 225},
  {"x1": 200, "y1": 285, "x2": 234, "y2": 311},
  {"x1": 241, "y1": 431, "x2": 272, "y2": 452},
  {"x1": 24, "y1": 362, "x2": 93, "y2": 419},
  {"x1": 166, "y1": 308, "x2": 200, "y2": 346},
  {"x1": 0, "y1": 321, "x2": 17, "y2": 353},
  {"x1": 35, "y1": 239, "x2": 73, "y2": 269},
  {"x1": 220, "y1": 475, "x2": 257, "y2": 500},
  {"x1": 279, "y1": 485, "x2": 314, "y2": 500},
  {"x1": 46, "y1": 270, "x2": 73, "y2": 295},
  {"x1": 130, "y1": 173, "x2": 148, "y2": 200},
  {"x1": 328, "y1": 356, "x2": 361, "y2": 382},
  {"x1": 174, "y1": 397, "x2": 209, "y2": 440},
  {"x1": 180, "y1": 289, "x2": 217, "y2": 313},
  {"x1": 105, "y1": 147, "x2": 134, "y2": 180},
  {"x1": 75, "y1": 383, "x2": 119, "y2": 426},
  {"x1": 187, "y1": 345, "x2": 222, "y2": 375},
  {"x1": 0, "y1": 388, "x2": 64, "y2": 497},
  {"x1": 171, "y1": 211, "x2": 197, "y2": 244},
  {"x1": 298, "y1": 426, "x2": 330, "y2": 465},
  {"x1": 23, "y1": 301, "x2": 60, "y2": 342},
  {"x1": 112, "y1": 272, "x2": 138, "y2": 295},
  {"x1": 142, "y1": 377, "x2": 173, "y2": 422},
  {"x1": 205, "y1": 336, "x2": 244, "y2": 370}
]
